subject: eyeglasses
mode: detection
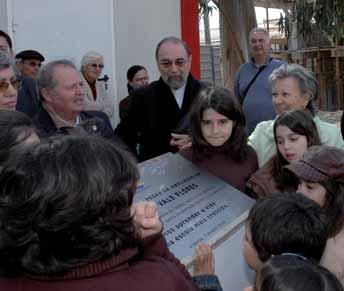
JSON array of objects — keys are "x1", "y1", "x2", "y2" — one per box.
[
  {"x1": 159, "y1": 58, "x2": 187, "y2": 68},
  {"x1": 23, "y1": 60, "x2": 42, "y2": 68},
  {"x1": 90, "y1": 64, "x2": 104, "y2": 69},
  {"x1": 0, "y1": 78, "x2": 22, "y2": 92}
]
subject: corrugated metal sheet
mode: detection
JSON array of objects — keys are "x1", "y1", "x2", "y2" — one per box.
[{"x1": 200, "y1": 44, "x2": 223, "y2": 86}]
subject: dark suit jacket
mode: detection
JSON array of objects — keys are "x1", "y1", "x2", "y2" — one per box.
[
  {"x1": 33, "y1": 107, "x2": 114, "y2": 139},
  {"x1": 114, "y1": 74, "x2": 203, "y2": 161},
  {"x1": 16, "y1": 75, "x2": 40, "y2": 118}
]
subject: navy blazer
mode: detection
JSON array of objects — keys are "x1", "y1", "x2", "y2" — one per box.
[
  {"x1": 16, "y1": 75, "x2": 40, "y2": 118},
  {"x1": 115, "y1": 74, "x2": 204, "y2": 161},
  {"x1": 33, "y1": 107, "x2": 114, "y2": 139}
]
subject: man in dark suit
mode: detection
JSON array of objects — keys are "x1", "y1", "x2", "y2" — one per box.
[
  {"x1": 16, "y1": 75, "x2": 41, "y2": 118},
  {"x1": 115, "y1": 36, "x2": 203, "y2": 161},
  {"x1": 15, "y1": 50, "x2": 45, "y2": 118},
  {"x1": 35, "y1": 59, "x2": 114, "y2": 139}
]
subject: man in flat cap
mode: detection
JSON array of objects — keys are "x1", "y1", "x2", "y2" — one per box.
[
  {"x1": 16, "y1": 50, "x2": 45, "y2": 80},
  {"x1": 15, "y1": 49, "x2": 45, "y2": 118}
]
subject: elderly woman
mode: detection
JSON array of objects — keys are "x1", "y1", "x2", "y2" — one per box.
[
  {"x1": 0, "y1": 135, "x2": 199, "y2": 291},
  {"x1": 0, "y1": 51, "x2": 20, "y2": 111},
  {"x1": 80, "y1": 51, "x2": 114, "y2": 120},
  {"x1": 249, "y1": 63, "x2": 344, "y2": 166}
]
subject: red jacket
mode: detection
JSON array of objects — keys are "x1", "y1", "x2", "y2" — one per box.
[{"x1": 0, "y1": 235, "x2": 199, "y2": 291}]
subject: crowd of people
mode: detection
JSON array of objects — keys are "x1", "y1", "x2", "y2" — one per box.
[{"x1": 0, "y1": 25, "x2": 344, "y2": 291}]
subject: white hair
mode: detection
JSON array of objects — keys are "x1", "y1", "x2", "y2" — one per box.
[
  {"x1": 249, "y1": 27, "x2": 270, "y2": 40},
  {"x1": 80, "y1": 51, "x2": 103, "y2": 72}
]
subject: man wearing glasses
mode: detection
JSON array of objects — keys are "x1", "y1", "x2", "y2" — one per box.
[
  {"x1": 15, "y1": 50, "x2": 45, "y2": 80},
  {"x1": 115, "y1": 36, "x2": 203, "y2": 162}
]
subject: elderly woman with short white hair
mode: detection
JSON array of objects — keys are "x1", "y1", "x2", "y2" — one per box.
[
  {"x1": 249, "y1": 63, "x2": 344, "y2": 167},
  {"x1": 80, "y1": 51, "x2": 114, "y2": 120}
]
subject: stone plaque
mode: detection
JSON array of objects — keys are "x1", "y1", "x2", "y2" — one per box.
[{"x1": 135, "y1": 153, "x2": 254, "y2": 265}]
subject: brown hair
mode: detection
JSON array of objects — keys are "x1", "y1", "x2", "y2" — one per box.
[
  {"x1": 272, "y1": 110, "x2": 321, "y2": 191},
  {"x1": 188, "y1": 86, "x2": 248, "y2": 162}
]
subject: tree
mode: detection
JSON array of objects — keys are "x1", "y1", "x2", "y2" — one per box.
[
  {"x1": 199, "y1": 0, "x2": 217, "y2": 44},
  {"x1": 198, "y1": 0, "x2": 256, "y2": 89},
  {"x1": 294, "y1": 0, "x2": 344, "y2": 108},
  {"x1": 294, "y1": 0, "x2": 344, "y2": 45}
]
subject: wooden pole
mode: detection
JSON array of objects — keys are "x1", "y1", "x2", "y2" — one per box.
[
  {"x1": 266, "y1": 7, "x2": 270, "y2": 33},
  {"x1": 335, "y1": 38, "x2": 342, "y2": 109},
  {"x1": 316, "y1": 33, "x2": 322, "y2": 109}
]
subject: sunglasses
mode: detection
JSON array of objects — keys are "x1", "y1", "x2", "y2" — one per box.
[
  {"x1": 23, "y1": 60, "x2": 42, "y2": 68},
  {"x1": 0, "y1": 78, "x2": 22, "y2": 92},
  {"x1": 90, "y1": 64, "x2": 104, "y2": 69}
]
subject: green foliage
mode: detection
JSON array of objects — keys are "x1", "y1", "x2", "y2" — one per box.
[
  {"x1": 199, "y1": 0, "x2": 219, "y2": 17},
  {"x1": 295, "y1": 0, "x2": 344, "y2": 43}
]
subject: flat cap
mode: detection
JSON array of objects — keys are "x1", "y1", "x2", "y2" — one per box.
[
  {"x1": 15, "y1": 50, "x2": 45, "y2": 62},
  {"x1": 285, "y1": 145, "x2": 344, "y2": 184}
]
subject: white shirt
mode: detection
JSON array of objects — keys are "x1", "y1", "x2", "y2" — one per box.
[{"x1": 172, "y1": 84, "x2": 186, "y2": 109}]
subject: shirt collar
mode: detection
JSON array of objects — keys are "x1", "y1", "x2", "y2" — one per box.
[
  {"x1": 172, "y1": 83, "x2": 187, "y2": 109},
  {"x1": 44, "y1": 103, "x2": 81, "y2": 129}
]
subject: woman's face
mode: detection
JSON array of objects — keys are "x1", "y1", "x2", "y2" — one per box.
[
  {"x1": 201, "y1": 108, "x2": 234, "y2": 147},
  {"x1": 297, "y1": 180, "x2": 327, "y2": 206},
  {"x1": 272, "y1": 77, "x2": 310, "y2": 115},
  {"x1": 275, "y1": 125, "x2": 308, "y2": 163},
  {"x1": 128, "y1": 69, "x2": 149, "y2": 89},
  {"x1": 0, "y1": 67, "x2": 18, "y2": 111},
  {"x1": 84, "y1": 58, "x2": 104, "y2": 82}
]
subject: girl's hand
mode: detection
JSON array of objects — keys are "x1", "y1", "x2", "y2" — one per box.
[
  {"x1": 193, "y1": 243, "x2": 215, "y2": 275},
  {"x1": 132, "y1": 201, "x2": 162, "y2": 239}
]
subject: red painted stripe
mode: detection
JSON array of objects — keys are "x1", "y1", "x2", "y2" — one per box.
[{"x1": 181, "y1": 0, "x2": 201, "y2": 78}]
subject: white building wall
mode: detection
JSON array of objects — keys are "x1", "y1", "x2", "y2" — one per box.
[
  {"x1": 0, "y1": 0, "x2": 8, "y2": 31},
  {"x1": 113, "y1": 0, "x2": 181, "y2": 101},
  {"x1": 1, "y1": 0, "x2": 181, "y2": 126}
]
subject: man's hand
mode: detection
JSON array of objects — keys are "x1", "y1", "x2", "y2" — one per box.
[
  {"x1": 170, "y1": 133, "x2": 192, "y2": 150},
  {"x1": 131, "y1": 201, "x2": 162, "y2": 239},
  {"x1": 193, "y1": 243, "x2": 215, "y2": 275}
]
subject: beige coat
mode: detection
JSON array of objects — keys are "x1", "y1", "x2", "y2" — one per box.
[
  {"x1": 81, "y1": 73, "x2": 114, "y2": 120},
  {"x1": 321, "y1": 228, "x2": 344, "y2": 286}
]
